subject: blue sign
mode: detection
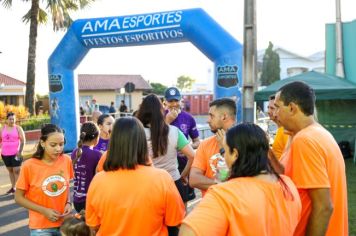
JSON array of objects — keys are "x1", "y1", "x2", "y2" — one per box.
[{"x1": 48, "y1": 8, "x2": 243, "y2": 151}]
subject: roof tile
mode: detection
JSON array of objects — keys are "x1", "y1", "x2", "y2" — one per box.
[
  {"x1": 78, "y1": 74, "x2": 151, "y2": 91},
  {"x1": 0, "y1": 73, "x2": 26, "y2": 86}
]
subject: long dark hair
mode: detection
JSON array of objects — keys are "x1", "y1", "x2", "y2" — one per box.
[
  {"x1": 32, "y1": 124, "x2": 64, "y2": 160},
  {"x1": 103, "y1": 117, "x2": 149, "y2": 171},
  {"x1": 136, "y1": 94, "x2": 169, "y2": 158},
  {"x1": 226, "y1": 123, "x2": 294, "y2": 200},
  {"x1": 226, "y1": 123, "x2": 271, "y2": 178},
  {"x1": 73, "y1": 122, "x2": 99, "y2": 166}
]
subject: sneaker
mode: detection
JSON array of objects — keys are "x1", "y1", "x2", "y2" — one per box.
[{"x1": 5, "y1": 188, "x2": 15, "y2": 194}]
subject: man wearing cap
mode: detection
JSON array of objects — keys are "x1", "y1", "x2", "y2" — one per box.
[{"x1": 164, "y1": 87, "x2": 200, "y2": 201}]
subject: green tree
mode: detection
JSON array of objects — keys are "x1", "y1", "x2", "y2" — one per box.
[
  {"x1": 150, "y1": 82, "x2": 167, "y2": 95},
  {"x1": 1, "y1": 0, "x2": 94, "y2": 115},
  {"x1": 176, "y1": 75, "x2": 195, "y2": 91},
  {"x1": 260, "y1": 42, "x2": 281, "y2": 86}
]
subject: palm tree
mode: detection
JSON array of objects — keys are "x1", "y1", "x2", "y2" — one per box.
[{"x1": 1, "y1": 0, "x2": 95, "y2": 115}]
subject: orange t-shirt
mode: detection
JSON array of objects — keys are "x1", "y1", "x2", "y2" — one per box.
[
  {"x1": 96, "y1": 151, "x2": 106, "y2": 172},
  {"x1": 97, "y1": 151, "x2": 153, "y2": 172},
  {"x1": 16, "y1": 155, "x2": 74, "y2": 229},
  {"x1": 191, "y1": 135, "x2": 220, "y2": 195},
  {"x1": 183, "y1": 175, "x2": 301, "y2": 236},
  {"x1": 272, "y1": 126, "x2": 289, "y2": 160},
  {"x1": 282, "y1": 124, "x2": 348, "y2": 236},
  {"x1": 86, "y1": 165, "x2": 185, "y2": 236}
]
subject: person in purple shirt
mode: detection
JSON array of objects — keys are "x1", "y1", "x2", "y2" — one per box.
[
  {"x1": 94, "y1": 114, "x2": 115, "y2": 153},
  {"x1": 165, "y1": 87, "x2": 200, "y2": 201},
  {"x1": 71, "y1": 122, "x2": 102, "y2": 212}
]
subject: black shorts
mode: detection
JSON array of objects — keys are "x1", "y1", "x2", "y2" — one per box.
[
  {"x1": 1, "y1": 154, "x2": 22, "y2": 167},
  {"x1": 174, "y1": 178, "x2": 189, "y2": 203}
]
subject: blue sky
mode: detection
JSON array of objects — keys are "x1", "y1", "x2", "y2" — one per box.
[{"x1": 0, "y1": 0, "x2": 355, "y2": 94}]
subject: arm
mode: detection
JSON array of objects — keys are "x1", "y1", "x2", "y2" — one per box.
[
  {"x1": 179, "y1": 144, "x2": 195, "y2": 183},
  {"x1": 191, "y1": 137, "x2": 200, "y2": 149},
  {"x1": 189, "y1": 167, "x2": 216, "y2": 190},
  {"x1": 15, "y1": 189, "x2": 61, "y2": 221},
  {"x1": 179, "y1": 224, "x2": 196, "y2": 236},
  {"x1": 305, "y1": 188, "x2": 333, "y2": 236},
  {"x1": 17, "y1": 126, "x2": 26, "y2": 158},
  {"x1": 268, "y1": 149, "x2": 285, "y2": 174}
]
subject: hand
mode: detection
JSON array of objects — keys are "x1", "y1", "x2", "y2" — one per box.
[
  {"x1": 166, "y1": 109, "x2": 179, "y2": 123},
  {"x1": 215, "y1": 129, "x2": 226, "y2": 149},
  {"x1": 41, "y1": 208, "x2": 61, "y2": 222},
  {"x1": 181, "y1": 175, "x2": 189, "y2": 185},
  {"x1": 61, "y1": 202, "x2": 72, "y2": 217}
]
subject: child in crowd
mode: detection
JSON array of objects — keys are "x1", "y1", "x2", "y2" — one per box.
[
  {"x1": 93, "y1": 114, "x2": 114, "y2": 153},
  {"x1": 71, "y1": 122, "x2": 101, "y2": 213},
  {"x1": 60, "y1": 210, "x2": 92, "y2": 236},
  {"x1": 15, "y1": 124, "x2": 73, "y2": 236}
]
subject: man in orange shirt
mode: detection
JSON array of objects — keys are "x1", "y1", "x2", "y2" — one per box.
[
  {"x1": 267, "y1": 95, "x2": 289, "y2": 160},
  {"x1": 189, "y1": 98, "x2": 236, "y2": 195},
  {"x1": 274, "y1": 81, "x2": 348, "y2": 236}
]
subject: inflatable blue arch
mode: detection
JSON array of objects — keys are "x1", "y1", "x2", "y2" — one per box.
[{"x1": 48, "y1": 8, "x2": 243, "y2": 151}]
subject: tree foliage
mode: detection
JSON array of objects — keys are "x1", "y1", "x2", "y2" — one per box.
[
  {"x1": 260, "y1": 42, "x2": 281, "y2": 86},
  {"x1": 150, "y1": 82, "x2": 167, "y2": 95},
  {"x1": 176, "y1": 75, "x2": 195, "y2": 91},
  {"x1": 0, "y1": 0, "x2": 95, "y2": 115}
]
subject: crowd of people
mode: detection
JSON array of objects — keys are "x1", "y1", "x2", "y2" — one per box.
[{"x1": 0, "y1": 82, "x2": 349, "y2": 235}]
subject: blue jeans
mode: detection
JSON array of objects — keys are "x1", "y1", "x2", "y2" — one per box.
[{"x1": 30, "y1": 228, "x2": 61, "y2": 236}]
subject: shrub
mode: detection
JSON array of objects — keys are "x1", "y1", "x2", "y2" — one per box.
[
  {"x1": 0, "y1": 101, "x2": 29, "y2": 120},
  {"x1": 19, "y1": 116, "x2": 51, "y2": 131}
]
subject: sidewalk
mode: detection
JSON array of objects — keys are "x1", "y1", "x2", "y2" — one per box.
[{"x1": 0, "y1": 141, "x2": 37, "y2": 166}]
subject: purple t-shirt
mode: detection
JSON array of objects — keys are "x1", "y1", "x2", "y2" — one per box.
[
  {"x1": 168, "y1": 110, "x2": 199, "y2": 140},
  {"x1": 93, "y1": 137, "x2": 109, "y2": 153},
  {"x1": 166, "y1": 110, "x2": 199, "y2": 162},
  {"x1": 71, "y1": 146, "x2": 102, "y2": 203}
]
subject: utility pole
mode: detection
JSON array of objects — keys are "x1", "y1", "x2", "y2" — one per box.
[
  {"x1": 243, "y1": 0, "x2": 257, "y2": 122},
  {"x1": 335, "y1": 0, "x2": 345, "y2": 78}
]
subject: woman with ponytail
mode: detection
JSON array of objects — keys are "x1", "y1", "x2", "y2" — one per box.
[{"x1": 71, "y1": 122, "x2": 101, "y2": 213}]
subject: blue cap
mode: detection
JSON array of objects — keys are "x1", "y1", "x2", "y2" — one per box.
[{"x1": 164, "y1": 87, "x2": 181, "y2": 101}]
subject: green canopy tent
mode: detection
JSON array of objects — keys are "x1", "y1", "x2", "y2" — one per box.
[{"x1": 254, "y1": 71, "x2": 356, "y2": 152}]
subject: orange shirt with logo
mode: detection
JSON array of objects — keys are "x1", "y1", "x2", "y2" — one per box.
[
  {"x1": 192, "y1": 135, "x2": 220, "y2": 195},
  {"x1": 272, "y1": 126, "x2": 289, "y2": 160},
  {"x1": 86, "y1": 165, "x2": 185, "y2": 236},
  {"x1": 183, "y1": 175, "x2": 301, "y2": 236},
  {"x1": 16, "y1": 154, "x2": 74, "y2": 229},
  {"x1": 282, "y1": 124, "x2": 348, "y2": 236}
]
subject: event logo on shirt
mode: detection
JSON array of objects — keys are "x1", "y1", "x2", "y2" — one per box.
[{"x1": 42, "y1": 175, "x2": 68, "y2": 197}]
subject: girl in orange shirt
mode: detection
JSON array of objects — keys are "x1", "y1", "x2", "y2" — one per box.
[
  {"x1": 15, "y1": 124, "x2": 73, "y2": 236},
  {"x1": 180, "y1": 123, "x2": 301, "y2": 236}
]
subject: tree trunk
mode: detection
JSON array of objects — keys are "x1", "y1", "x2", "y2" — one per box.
[{"x1": 25, "y1": 0, "x2": 39, "y2": 115}]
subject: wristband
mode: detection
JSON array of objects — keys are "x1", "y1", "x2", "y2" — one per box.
[{"x1": 219, "y1": 148, "x2": 225, "y2": 155}]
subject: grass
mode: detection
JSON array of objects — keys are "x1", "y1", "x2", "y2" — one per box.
[{"x1": 346, "y1": 158, "x2": 356, "y2": 235}]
